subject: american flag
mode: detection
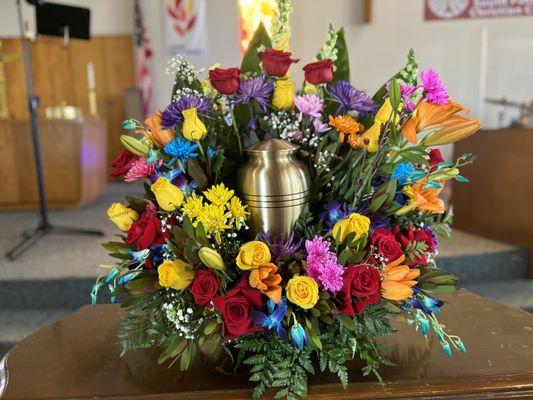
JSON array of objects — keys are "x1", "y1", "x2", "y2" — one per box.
[{"x1": 134, "y1": 0, "x2": 153, "y2": 118}]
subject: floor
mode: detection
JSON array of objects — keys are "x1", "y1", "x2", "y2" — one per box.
[{"x1": 0, "y1": 183, "x2": 531, "y2": 357}]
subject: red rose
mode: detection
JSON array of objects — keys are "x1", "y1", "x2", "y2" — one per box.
[
  {"x1": 337, "y1": 264, "x2": 381, "y2": 316},
  {"x1": 190, "y1": 270, "x2": 220, "y2": 307},
  {"x1": 110, "y1": 150, "x2": 137, "y2": 178},
  {"x1": 209, "y1": 67, "x2": 241, "y2": 95},
  {"x1": 303, "y1": 59, "x2": 334, "y2": 85},
  {"x1": 371, "y1": 228, "x2": 404, "y2": 261},
  {"x1": 429, "y1": 149, "x2": 444, "y2": 172},
  {"x1": 126, "y1": 206, "x2": 170, "y2": 250},
  {"x1": 393, "y1": 226, "x2": 431, "y2": 266},
  {"x1": 213, "y1": 277, "x2": 263, "y2": 339},
  {"x1": 259, "y1": 49, "x2": 299, "y2": 77}
]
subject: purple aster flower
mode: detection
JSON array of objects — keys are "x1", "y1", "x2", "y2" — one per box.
[
  {"x1": 161, "y1": 95, "x2": 212, "y2": 128},
  {"x1": 232, "y1": 74, "x2": 274, "y2": 112},
  {"x1": 328, "y1": 80, "x2": 376, "y2": 116},
  {"x1": 294, "y1": 94, "x2": 324, "y2": 120},
  {"x1": 258, "y1": 231, "x2": 303, "y2": 263},
  {"x1": 420, "y1": 68, "x2": 448, "y2": 105},
  {"x1": 305, "y1": 236, "x2": 344, "y2": 293}
]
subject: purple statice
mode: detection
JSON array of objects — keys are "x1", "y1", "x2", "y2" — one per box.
[
  {"x1": 161, "y1": 94, "x2": 212, "y2": 128},
  {"x1": 420, "y1": 68, "x2": 448, "y2": 105},
  {"x1": 258, "y1": 231, "x2": 303, "y2": 263},
  {"x1": 328, "y1": 80, "x2": 376, "y2": 116},
  {"x1": 305, "y1": 236, "x2": 343, "y2": 293},
  {"x1": 232, "y1": 74, "x2": 274, "y2": 112}
]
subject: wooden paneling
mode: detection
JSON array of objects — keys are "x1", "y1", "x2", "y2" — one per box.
[
  {"x1": 452, "y1": 128, "x2": 533, "y2": 275},
  {"x1": 0, "y1": 119, "x2": 106, "y2": 209},
  {"x1": 1, "y1": 35, "x2": 136, "y2": 173}
]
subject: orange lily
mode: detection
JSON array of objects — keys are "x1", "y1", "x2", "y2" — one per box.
[
  {"x1": 249, "y1": 263, "x2": 282, "y2": 304},
  {"x1": 396, "y1": 180, "x2": 446, "y2": 215},
  {"x1": 142, "y1": 111, "x2": 175, "y2": 148},
  {"x1": 381, "y1": 255, "x2": 420, "y2": 301},
  {"x1": 403, "y1": 100, "x2": 480, "y2": 145}
]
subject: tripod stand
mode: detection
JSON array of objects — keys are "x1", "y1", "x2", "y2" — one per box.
[{"x1": 5, "y1": 0, "x2": 103, "y2": 261}]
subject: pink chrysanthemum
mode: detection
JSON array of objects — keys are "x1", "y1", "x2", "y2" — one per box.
[
  {"x1": 294, "y1": 94, "x2": 324, "y2": 120},
  {"x1": 420, "y1": 68, "x2": 448, "y2": 105},
  {"x1": 124, "y1": 157, "x2": 156, "y2": 182},
  {"x1": 305, "y1": 236, "x2": 344, "y2": 293}
]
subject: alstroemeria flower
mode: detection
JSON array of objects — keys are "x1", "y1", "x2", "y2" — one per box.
[{"x1": 381, "y1": 255, "x2": 420, "y2": 301}]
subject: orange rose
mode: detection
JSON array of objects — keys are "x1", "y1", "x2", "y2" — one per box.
[{"x1": 249, "y1": 263, "x2": 282, "y2": 304}]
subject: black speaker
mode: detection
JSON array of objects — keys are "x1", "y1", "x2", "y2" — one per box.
[{"x1": 35, "y1": 2, "x2": 90, "y2": 40}]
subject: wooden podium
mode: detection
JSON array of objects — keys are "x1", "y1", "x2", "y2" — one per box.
[
  {"x1": 0, "y1": 118, "x2": 107, "y2": 209},
  {"x1": 1, "y1": 290, "x2": 533, "y2": 399}
]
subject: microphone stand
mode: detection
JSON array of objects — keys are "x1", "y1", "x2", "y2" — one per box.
[{"x1": 6, "y1": 0, "x2": 104, "y2": 261}]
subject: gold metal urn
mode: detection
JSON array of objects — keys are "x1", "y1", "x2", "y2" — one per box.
[{"x1": 237, "y1": 139, "x2": 312, "y2": 237}]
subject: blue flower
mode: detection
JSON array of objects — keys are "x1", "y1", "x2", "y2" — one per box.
[
  {"x1": 290, "y1": 322, "x2": 308, "y2": 350},
  {"x1": 253, "y1": 298, "x2": 288, "y2": 340},
  {"x1": 413, "y1": 292, "x2": 443, "y2": 314},
  {"x1": 391, "y1": 162, "x2": 416, "y2": 186},
  {"x1": 164, "y1": 137, "x2": 199, "y2": 167}
]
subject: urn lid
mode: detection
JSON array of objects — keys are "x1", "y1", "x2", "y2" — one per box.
[{"x1": 246, "y1": 139, "x2": 299, "y2": 154}]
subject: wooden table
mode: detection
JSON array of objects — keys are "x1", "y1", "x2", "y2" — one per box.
[{"x1": 2, "y1": 290, "x2": 533, "y2": 399}]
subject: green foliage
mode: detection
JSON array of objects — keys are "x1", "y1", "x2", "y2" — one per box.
[
  {"x1": 294, "y1": 205, "x2": 322, "y2": 240},
  {"x1": 331, "y1": 28, "x2": 350, "y2": 84},
  {"x1": 240, "y1": 335, "x2": 313, "y2": 400},
  {"x1": 241, "y1": 22, "x2": 272, "y2": 74}
]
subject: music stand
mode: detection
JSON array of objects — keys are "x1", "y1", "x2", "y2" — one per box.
[{"x1": 6, "y1": 0, "x2": 103, "y2": 261}]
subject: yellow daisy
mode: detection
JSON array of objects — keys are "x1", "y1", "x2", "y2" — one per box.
[
  {"x1": 197, "y1": 204, "x2": 231, "y2": 244},
  {"x1": 227, "y1": 196, "x2": 249, "y2": 229},
  {"x1": 181, "y1": 193, "x2": 204, "y2": 220}
]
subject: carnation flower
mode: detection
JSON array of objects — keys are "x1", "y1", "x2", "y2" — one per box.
[
  {"x1": 124, "y1": 157, "x2": 156, "y2": 182},
  {"x1": 294, "y1": 94, "x2": 324, "y2": 120},
  {"x1": 161, "y1": 95, "x2": 212, "y2": 128},
  {"x1": 328, "y1": 80, "x2": 376, "y2": 116},
  {"x1": 305, "y1": 236, "x2": 344, "y2": 293},
  {"x1": 420, "y1": 68, "x2": 448, "y2": 105}
]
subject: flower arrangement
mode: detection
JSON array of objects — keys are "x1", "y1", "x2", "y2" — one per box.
[{"x1": 94, "y1": 2, "x2": 480, "y2": 399}]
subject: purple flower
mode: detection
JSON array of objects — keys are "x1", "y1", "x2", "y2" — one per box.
[
  {"x1": 232, "y1": 74, "x2": 274, "y2": 112},
  {"x1": 328, "y1": 80, "x2": 376, "y2": 116},
  {"x1": 313, "y1": 118, "x2": 331, "y2": 133},
  {"x1": 420, "y1": 68, "x2": 448, "y2": 105},
  {"x1": 305, "y1": 236, "x2": 344, "y2": 293},
  {"x1": 294, "y1": 94, "x2": 324, "y2": 120},
  {"x1": 321, "y1": 202, "x2": 354, "y2": 230},
  {"x1": 385, "y1": 81, "x2": 419, "y2": 112},
  {"x1": 258, "y1": 231, "x2": 303, "y2": 263},
  {"x1": 161, "y1": 95, "x2": 212, "y2": 128}
]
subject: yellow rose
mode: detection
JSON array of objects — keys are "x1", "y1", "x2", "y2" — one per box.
[
  {"x1": 107, "y1": 202, "x2": 138, "y2": 231},
  {"x1": 332, "y1": 212, "x2": 370, "y2": 244},
  {"x1": 151, "y1": 177, "x2": 184, "y2": 212},
  {"x1": 158, "y1": 260, "x2": 195, "y2": 290},
  {"x1": 182, "y1": 107, "x2": 207, "y2": 141},
  {"x1": 286, "y1": 276, "x2": 319, "y2": 309},
  {"x1": 236, "y1": 241, "x2": 271, "y2": 270},
  {"x1": 272, "y1": 79, "x2": 295, "y2": 110}
]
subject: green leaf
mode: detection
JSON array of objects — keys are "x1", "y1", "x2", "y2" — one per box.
[
  {"x1": 187, "y1": 158, "x2": 209, "y2": 191},
  {"x1": 389, "y1": 78, "x2": 401, "y2": 110},
  {"x1": 203, "y1": 319, "x2": 218, "y2": 335},
  {"x1": 331, "y1": 28, "x2": 349, "y2": 84},
  {"x1": 181, "y1": 216, "x2": 195, "y2": 239},
  {"x1": 304, "y1": 326, "x2": 322, "y2": 350},
  {"x1": 241, "y1": 22, "x2": 272, "y2": 74}
]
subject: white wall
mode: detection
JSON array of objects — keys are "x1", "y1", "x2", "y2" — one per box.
[{"x1": 0, "y1": 0, "x2": 133, "y2": 37}]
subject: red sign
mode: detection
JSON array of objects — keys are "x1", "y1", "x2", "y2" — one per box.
[{"x1": 425, "y1": 0, "x2": 533, "y2": 21}]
